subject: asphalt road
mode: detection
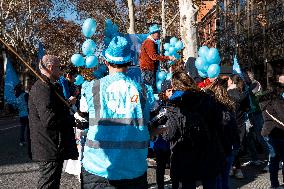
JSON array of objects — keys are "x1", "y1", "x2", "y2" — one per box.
[{"x1": 0, "y1": 116, "x2": 282, "y2": 189}]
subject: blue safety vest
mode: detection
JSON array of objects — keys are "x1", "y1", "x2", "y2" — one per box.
[{"x1": 82, "y1": 72, "x2": 154, "y2": 180}]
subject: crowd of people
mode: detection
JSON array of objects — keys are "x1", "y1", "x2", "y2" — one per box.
[{"x1": 12, "y1": 25, "x2": 284, "y2": 189}]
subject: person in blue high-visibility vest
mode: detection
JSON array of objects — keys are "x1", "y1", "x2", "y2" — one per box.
[{"x1": 81, "y1": 36, "x2": 155, "y2": 189}]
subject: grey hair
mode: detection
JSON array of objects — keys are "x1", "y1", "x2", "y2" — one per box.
[{"x1": 39, "y1": 55, "x2": 59, "y2": 69}]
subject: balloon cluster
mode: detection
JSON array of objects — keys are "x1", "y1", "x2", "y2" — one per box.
[
  {"x1": 163, "y1": 37, "x2": 184, "y2": 65},
  {"x1": 156, "y1": 71, "x2": 173, "y2": 92},
  {"x1": 71, "y1": 18, "x2": 100, "y2": 85},
  {"x1": 104, "y1": 19, "x2": 119, "y2": 47},
  {"x1": 195, "y1": 46, "x2": 221, "y2": 79}
]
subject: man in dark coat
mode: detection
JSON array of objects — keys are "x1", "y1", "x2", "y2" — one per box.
[{"x1": 28, "y1": 55, "x2": 78, "y2": 189}]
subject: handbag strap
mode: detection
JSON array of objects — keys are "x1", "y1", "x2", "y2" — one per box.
[{"x1": 266, "y1": 110, "x2": 284, "y2": 127}]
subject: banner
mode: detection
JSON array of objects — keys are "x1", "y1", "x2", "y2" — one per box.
[
  {"x1": 125, "y1": 34, "x2": 148, "y2": 66},
  {"x1": 4, "y1": 57, "x2": 20, "y2": 104}
]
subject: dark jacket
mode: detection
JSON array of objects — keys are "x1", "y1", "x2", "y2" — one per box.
[
  {"x1": 28, "y1": 77, "x2": 79, "y2": 161},
  {"x1": 150, "y1": 100, "x2": 171, "y2": 152},
  {"x1": 217, "y1": 103, "x2": 240, "y2": 156},
  {"x1": 227, "y1": 88, "x2": 250, "y2": 125},
  {"x1": 261, "y1": 90, "x2": 284, "y2": 139},
  {"x1": 164, "y1": 91, "x2": 225, "y2": 181}
]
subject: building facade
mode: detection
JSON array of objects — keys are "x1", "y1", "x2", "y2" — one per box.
[{"x1": 198, "y1": 0, "x2": 284, "y2": 86}]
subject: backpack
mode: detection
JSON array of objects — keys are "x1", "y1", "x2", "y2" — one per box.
[{"x1": 166, "y1": 104, "x2": 212, "y2": 151}]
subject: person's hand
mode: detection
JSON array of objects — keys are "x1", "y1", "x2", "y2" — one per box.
[
  {"x1": 169, "y1": 56, "x2": 176, "y2": 61},
  {"x1": 68, "y1": 96, "x2": 77, "y2": 105}
]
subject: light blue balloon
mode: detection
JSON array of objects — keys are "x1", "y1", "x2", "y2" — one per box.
[
  {"x1": 105, "y1": 19, "x2": 113, "y2": 27},
  {"x1": 74, "y1": 75, "x2": 84, "y2": 86},
  {"x1": 175, "y1": 41, "x2": 184, "y2": 51},
  {"x1": 82, "y1": 18, "x2": 97, "y2": 38},
  {"x1": 157, "y1": 71, "x2": 167, "y2": 81},
  {"x1": 169, "y1": 47, "x2": 176, "y2": 55},
  {"x1": 198, "y1": 70, "x2": 208, "y2": 78},
  {"x1": 170, "y1": 37, "x2": 178, "y2": 46},
  {"x1": 85, "y1": 55, "x2": 98, "y2": 68},
  {"x1": 173, "y1": 53, "x2": 181, "y2": 60},
  {"x1": 156, "y1": 80, "x2": 162, "y2": 92},
  {"x1": 164, "y1": 43, "x2": 170, "y2": 51},
  {"x1": 71, "y1": 54, "x2": 85, "y2": 67},
  {"x1": 198, "y1": 46, "x2": 210, "y2": 58},
  {"x1": 207, "y1": 64, "x2": 221, "y2": 78},
  {"x1": 195, "y1": 57, "x2": 209, "y2": 72},
  {"x1": 164, "y1": 51, "x2": 170, "y2": 56},
  {"x1": 206, "y1": 48, "x2": 221, "y2": 65},
  {"x1": 166, "y1": 72, "x2": 173, "y2": 80},
  {"x1": 82, "y1": 39, "x2": 96, "y2": 56}
]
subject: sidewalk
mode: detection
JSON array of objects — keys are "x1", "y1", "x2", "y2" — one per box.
[{"x1": 147, "y1": 158, "x2": 284, "y2": 189}]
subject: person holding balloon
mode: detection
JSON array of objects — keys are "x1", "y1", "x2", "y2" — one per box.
[{"x1": 139, "y1": 24, "x2": 176, "y2": 93}]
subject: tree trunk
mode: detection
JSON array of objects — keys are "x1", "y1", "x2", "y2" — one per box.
[
  {"x1": 178, "y1": 0, "x2": 198, "y2": 61},
  {"x1": 127, "y1": 0, "x2": 135, "y2": 34},
  {"x1": 161, "y1": 0, "x2": 166, "y2": 54}
]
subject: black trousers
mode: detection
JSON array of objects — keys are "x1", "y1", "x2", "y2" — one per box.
[
  {"x1": 19, "y1": 116, "x2": 29, "y2": 143},
  {"x1": 155, "y1": 150, "x2": 170, "y2": 189},
  {"x1": 37, "y1": 160, "x2": 64, "y2": 189},
  {"x1": 81, "y1": 168, "x2": 148, "y2": 189}
]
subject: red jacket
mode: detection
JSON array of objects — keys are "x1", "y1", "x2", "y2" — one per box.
[{"x1": 139, "y1": 38, "x2": 170, "y2": 71}]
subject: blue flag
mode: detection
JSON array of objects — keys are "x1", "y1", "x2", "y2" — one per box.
[
  {"x1": 4, "y1": 57, "x2": 20, "y2": 104},
  {"x1": 233, "y1": 55, "x2": 242, "y2": 75},
  {"x1": 37, "y1": 42, "x2": 45, "y2": 61}
]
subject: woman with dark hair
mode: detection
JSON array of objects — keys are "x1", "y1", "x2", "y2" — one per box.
[
  {"x1": 164, "y1": 70, "x2": 225, "y2": 189},
  {"x1": 227, "y1": 74, "x2": 250, "y2": 179},
  {"x1": 261, "y1": 74, "x2": 284, "y2": 189},
  {"x1": 207, "y1": 78, "x2": 240, "y2": 189},
  {"x1": 149, "y1": 80, "x2": 173, "y2": 189}
]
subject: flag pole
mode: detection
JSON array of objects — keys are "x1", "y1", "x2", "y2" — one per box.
[{"x1": 0, "y1": 37, "x2": 71, "y2": 109}]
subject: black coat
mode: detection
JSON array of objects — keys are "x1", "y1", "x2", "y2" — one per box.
[
  {"x1": 261, "y1": 91, "x2": 284, "y2": 139},
  {"x1": 164, "y1": 91, "x2": 225, "y2": 181},
  {"x1": 227, "y1": 88, "x2": 250, "y2": 125},
  {"x1": 28, "y1": 77, "x2": 79, "y2": 161}
]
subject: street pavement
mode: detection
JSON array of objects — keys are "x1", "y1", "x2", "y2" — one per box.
[{"x1": 0, "y1": 116, "x2": 283, "y2": 189}]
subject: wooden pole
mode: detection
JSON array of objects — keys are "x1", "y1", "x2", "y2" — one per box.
[{"x1": 0, "y1": 37, "x2": 71, "y2": 109}]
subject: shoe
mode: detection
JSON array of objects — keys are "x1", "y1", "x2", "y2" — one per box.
[
  {"x1": 242, "y1": 160, "x2": 264, "y2": 166},
  {"x1": 229, "y1": 168, "x2": 234, "y2": 176},
  {"x1": 164, "y1": 175, "x2": 171, "y2": 182},
  {"x1": 263, "y1": 164, "x2": 269, "y2": 172},
  {"x1": 235, "y1": 169, "x2": 244, "y2": 179},
  {"x1": 253, "y1": 160, "x2": 264, "y2": 165}
]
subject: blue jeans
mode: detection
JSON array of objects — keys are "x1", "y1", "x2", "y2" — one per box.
[
  {"x1": 216, "y1": 155, "x2": 234, "y2": 189},
  {"x1": 269, "y1": 138, "x2": 284, "y2": 188}
]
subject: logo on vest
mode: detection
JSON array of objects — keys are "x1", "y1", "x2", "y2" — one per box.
[{"x1": 106, "y1": 80, "x2": 139, "y2": 114}]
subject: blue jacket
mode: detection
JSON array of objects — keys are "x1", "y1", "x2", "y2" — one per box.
[{"x1": 82, "y1": 72, "x2": 154, "y2": 180}]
